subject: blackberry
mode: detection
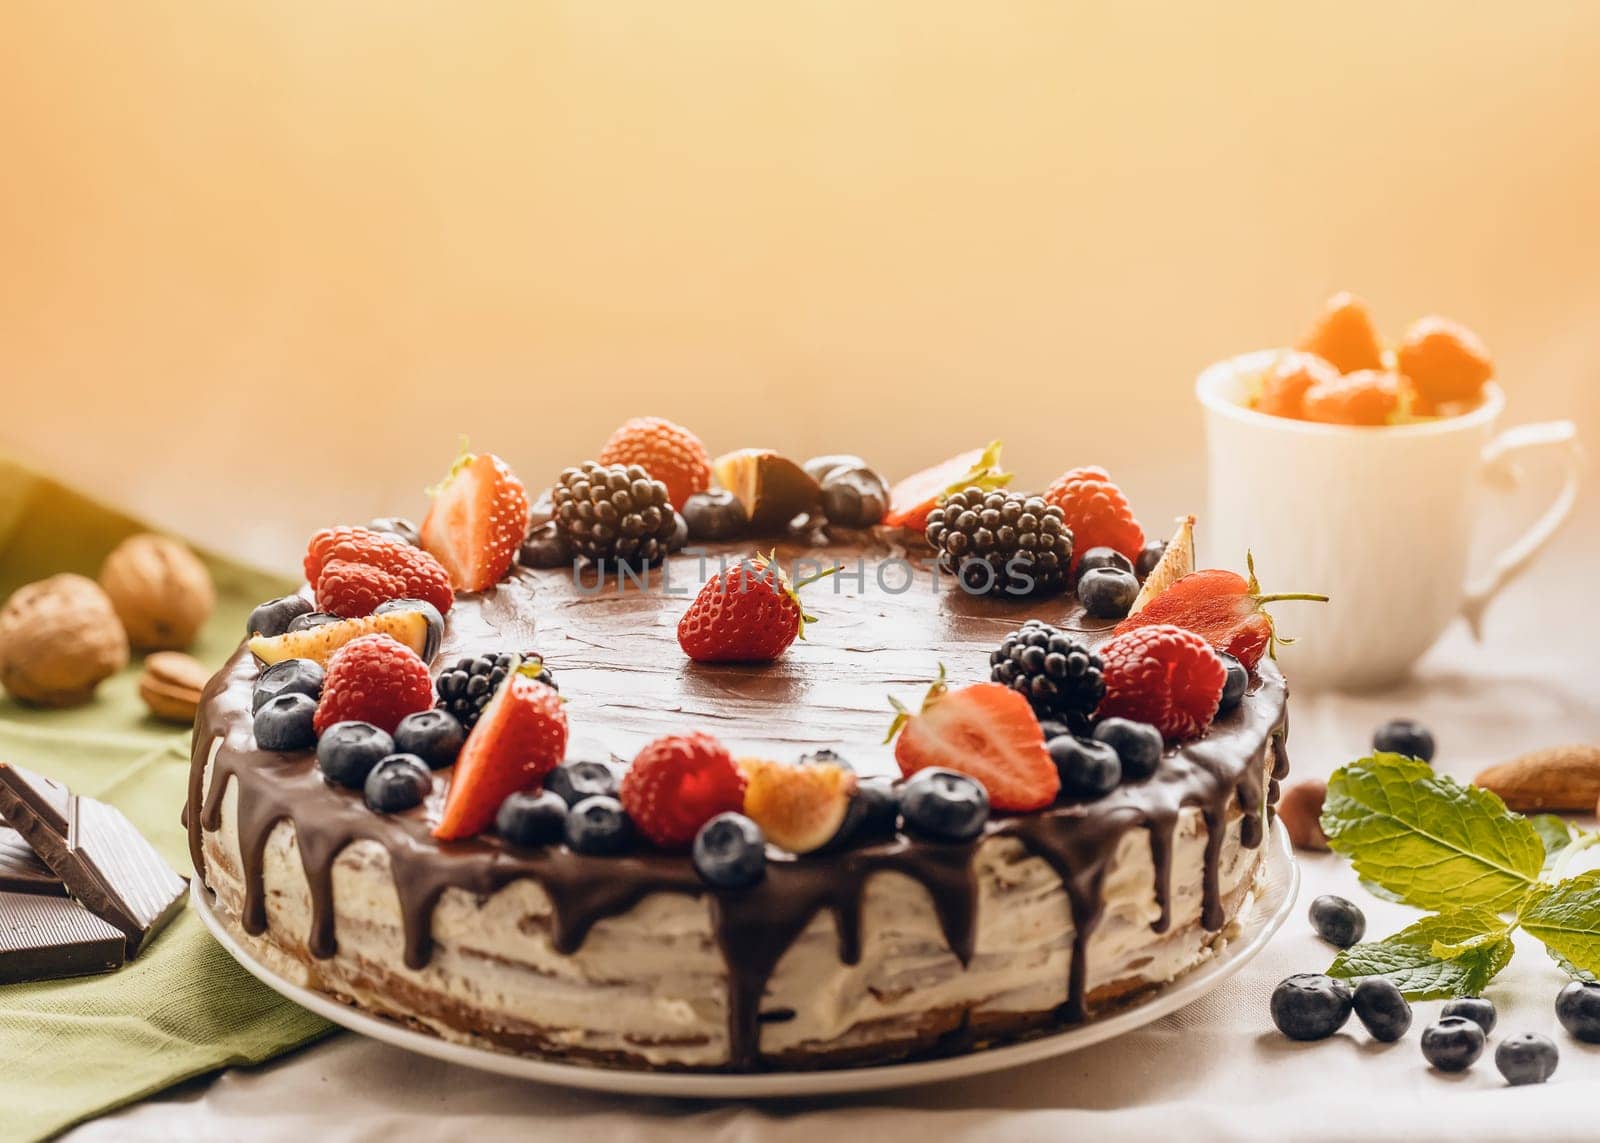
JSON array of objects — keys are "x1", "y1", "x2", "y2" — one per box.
[
  {"x1": 435, "y1": 651, "x2": 558, "y2": 731},
  {"x1": 553, "y1": 461, "x2": 677, "y2": 568},
  {"x1": 989, "y1": 620, "x2": 1104, "y2": 730},
  {"x1": 925, "y1": 488, "x2": 1072, "y2": 597}
]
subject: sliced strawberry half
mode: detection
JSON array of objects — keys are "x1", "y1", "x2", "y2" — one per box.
[
  {"x1": 421, "y1": 450, "x2": 531, "y2": 593},
  {"x1": 882, "y1": 441, "x2": 1012, "y2": 532},
  {"x1": 434, "y1": 664, "x2": 567, "y2": 841},
  {"x1": 887, "y1": 669, "x2": 1058, "y2": 812}
]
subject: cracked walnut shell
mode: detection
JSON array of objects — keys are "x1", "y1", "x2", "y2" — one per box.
[
  {"x1": 0, "y1": 574, "x2": 130, "y2": 707},
  {"x1": 99, "y1": 533, "x2": 215, "y2": 650}
]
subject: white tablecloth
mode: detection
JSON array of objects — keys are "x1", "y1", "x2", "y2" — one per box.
[{"x1": 69, "y1": 534, "x2": 1600, "y2": 1143}]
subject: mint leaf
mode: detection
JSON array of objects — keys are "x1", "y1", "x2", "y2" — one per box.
[
  {"x1": 1320, "y1": 754, "x2": 1543, "y2": 912},
  {"x1": 1328, "y1": 909, "x2": 1515, "y2": 998},
  {"x1": 1533, "y1": 815, "x2": 1575, "y2": 875},
  {"x1": 1522, "y1": 872, "x2": 1600, "y2": 979}
]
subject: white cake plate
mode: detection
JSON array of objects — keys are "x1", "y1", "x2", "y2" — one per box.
[{"x1": 193, "y1": 817, "x2": 1299, "y2": 1098}]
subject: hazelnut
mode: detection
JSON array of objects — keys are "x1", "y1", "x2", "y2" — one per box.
[
  {"x1": 99, "y1": 533, "x2": 215, "y2": 650},
  {"x1": 1278, "y1": 778, "x2": 1330, "y2": 852},
  {"x1": 0, "y1": 574, "x2": 130, "y2": 707}
]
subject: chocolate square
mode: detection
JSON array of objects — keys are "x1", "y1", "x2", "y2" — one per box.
[
  {"x1": 0, "y1": 890, "x2": 126, "y2": 983},
  {"x1": 0, "y1": 827, "x2": 65, "y2": 897}
]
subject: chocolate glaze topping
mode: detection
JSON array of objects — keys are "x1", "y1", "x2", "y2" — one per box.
[{"x1": 188, "y1": 536, "x2": 1287, "y2": 1069}]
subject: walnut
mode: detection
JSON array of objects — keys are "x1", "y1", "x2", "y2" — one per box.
[
  {"x1": 0, "y1": 574, "x2": 130, "y2": 707},
  {"x1": 99, "y1": 533, "x2": 215, "y2": 650}
]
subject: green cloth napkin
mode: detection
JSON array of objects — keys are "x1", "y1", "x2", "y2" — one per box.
[{"x1": 0, "y1": 455, "x2": 333, "y2": 1143}]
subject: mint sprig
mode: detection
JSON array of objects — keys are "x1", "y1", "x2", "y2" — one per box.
[{"x1": 1320, "y1": 753, "x2": 1600, "y2": 997}]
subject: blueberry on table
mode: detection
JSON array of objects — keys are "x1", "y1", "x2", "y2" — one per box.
[
  {"x1": 1135, "y1": 540, "x2": 1167, "y2": 579},
  {"x1": 392, "y1": 709, "x2": 466, "y2": 770},
  {"x1": 1215, "y1": 651, "x2": 1248, "y2": 715},
  {"x1": 247, "y1": 594, "x2": 314, "y2": 639},
  {"x1": 899, "y1": 769, "x2": 989, "y2": 842},
  {"x1": 1441, "y1": 996, "x2": 1497, "y2": 1034},
  {"x1": 1421, "y1": 1016, "x2": 1485, "y2": 1072},
  {"x1": 1373, "y1": 718, "x2": 1436, "y2": 763},
  {"x1": 1555, "y1": 980, "x2": 1600, "y2": 1042},
  {"x1": 1495, "y1": 1032, "x2": 1559, "y2": 1085},
  {"x1": 1078, "y1": 567, "x2": 1139, "y2": 620},
  {"x1": 496, "y1": 789, "x2": 569, "y2": 848},
  {"x1": 544, "y1": 760, "x2": 621, "y2": 807},
  {"x1": 1048, "y1": 736, "x2": 1122, "y2": 799},
  {"x1": 374, "y1": 598, "x2": 445, "y2": 661},
  {"x1": 1308, "y1": 895, "x2": 1366, "y2": 948},
  {"x1": 1270, "y1": 974, "x2": 1353, "y2": 1041},
  {"x1": 1352, "y1": 977, "x2": 1411, "y2": 1042},
  {"x1": 693, "y1": 813, "x2": 768, "y2": 889},
  {"x1": 316, "y1": 721, "x2": 396, "y2": 789},
  {"x1": 252, "y1": 693, "x2": 318, "y2": 752},
  {"x1": 363, "y1": 755, "x2": 433, "y2": 814},
  {"x1": 1091, "y1": 718, "x2": 1163, "y2": 782},
  {"x1": 564, "y1": 795, "x2": 634, "y2": 855},
  {"x1": 252, "y1": 657, "x2": 325, "y2": 713},
  {"x1": 1078, "y1": 546, "x2": 1135, "y2": 576}
]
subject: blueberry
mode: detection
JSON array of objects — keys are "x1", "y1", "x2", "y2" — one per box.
[
  {"x1": 899, "y1": 769, "x2": 989, "y2": 842},
  {"x1": 802, "y1": 454, "x2": 869, "y2": 484},
  {"x1": 1135, "y1": 540, "x2": 1167, "y2": 579},
  {"x1": 363, "y1": 754, "x2": 433, "y2": 814},
  {"x1": 1352, "y1": 977, "x2": 1412, "y2": 1042},
  {"x1": 496, "y1": 789, "x2": 569, "y2": 847},
  {"x1": 1441, "y1": 996, "x2": 1497, "y2": 1034},
  {"x1": 543, "y1": 760, "x2": 620, "y2": 807},
  {"x1": 667, "y1": 511, "x2": 690, "y2": 553},
  {"x1": 1309, "y1": 894, "x2": 1366, "y2": 948},
  {"x1": 1216, "y1": 651, "x2": 1248, "y2": 715},
  {"x1": 1495, "y1": 1032, "x2": 1559, "y2": 1085},
  {"x1": 564, "y1": 795, "x2": 634, "y2": 855},
  {"x1": 247, "y1": 594, "x2": 314, "y2": 639},
  {"x1": 1078, "y1": 567, "x2": 1139, "y2": 620},
  {"x1": 316, "y1": 721, "x2": 396, "y2": 789},
  {"x1": 819, "y1": 468, "x2": 889, "y2": 528},
  {"x1": 374, "y1": 598, "x2": 445, "y2": 661},
  {"x1": 831, "y1": 776, "x2": 901, "y2": 847},
  {"x1": 1270, "y1": 974, "x2": 1353, "y2": 1041},
  {"x1": 798, "y1": 748, "x2": 852, "y2": 772},
  {"x1": 1421, "y1": 1016, "x2": 1485, "y2": 1072},
  {"x1": 520, "y1": 522, "x2": 575, "y2": 569},
  {"x1": 252, "y1": 693, "x2": 318, "y2": 752},
  {"x1": 1555, "y1": 980, "x2": 1600, "y2": 1042},
  {"x1": 392, "y1": 709, "x2": 466, "y2": 770},
  {"x1": 1078, "y1": 546, "x2": 1135, "y2": 576},
  {"x1": 681, "y1": 489, "x2": 749, "y2": 541},
  {"x1": 1091, "y1": 718, "x2": 1163, "y2": 782},
  {"x1": 1048, "y1": 736, "x2": 1122, "y2": 799},
  {"x1": 252, "y1": 658, "x2": 325, "y2": 713},
  {"x1": 692, "y1": 813, "x2": 767, "y2": 888},
  {"x1": 367, "y1": 516, "x2": 421, "y2": 546},
  {"x1": 1373, "y1": 718, "x2": 1436, "y2": 763},
  {"x1": 287, "y1": 611, "x2": 341, "y2": 633},
  {"x1": 1037, "y1": 718, "x2": 1073, "y2": 742}
]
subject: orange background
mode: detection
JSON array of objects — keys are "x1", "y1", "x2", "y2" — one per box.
[{"x1": 2, "y1": 1, "x2": 1596, "y2": 572}]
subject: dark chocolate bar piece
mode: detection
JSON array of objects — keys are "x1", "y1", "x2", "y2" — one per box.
[
  {"x1": 0, "y1": 890, "x2": 126, "y2": 983},
  {"x1": 0, "y1": 764, "x2": 186, "y2": 956},
  {"x1": 0, "y1": 827, "x2": 65, "y2": 896}
]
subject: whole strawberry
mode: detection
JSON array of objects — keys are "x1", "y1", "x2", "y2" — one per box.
[
  {"x1": 1044, "y1": 466, "x2": 1144, "y2": 571},
  {"x1": 598, "y1": 416, "x2": 712, "y2": 511},
  {"x1": 620, "y1": 731, "x2": 746, "y2": 848},
  {"x1": 434, "y1": 665, "x2": 568, "y2": 840},
  {"x1": 677, "y1": 554, "x2": 837, "y2": 663},
  {"x1": 304, "y1": 526, "x2": 454, "y2": 615},
  {"x1": 1114, "y1": 553, "x2": 1327, "y2": 670},
  {"x1": 421, "y1": 450, "x2": 531, "y2": 593},
  {"x1": 315, "y1": 559, "x2": 408, "y2": 619},
  {"x1": 313, "y1": 634, "x2": 434, "y2": 736},
  {"x1": 1096, "y1": 624, "x2": 1226, "y2": 743}
]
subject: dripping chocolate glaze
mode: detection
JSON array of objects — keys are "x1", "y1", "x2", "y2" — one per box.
[{"x1": 187, "y1": 538, "x2": 1288, "y2": 1070}]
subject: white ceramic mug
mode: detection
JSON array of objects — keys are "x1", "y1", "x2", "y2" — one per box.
[{"x1": 1196, "y1": 350, "x2": 1583, "y2": 691}]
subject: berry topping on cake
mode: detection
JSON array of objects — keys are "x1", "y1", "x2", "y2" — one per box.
[
  {"x1": 392, "y1": 709, "x2": 466, "y2": 770},
  {"x1": 899, "y1": 768, "x2": 989, "y2": 842},
  {"x1": 552, "y1": 461, "x2": 678, "y2": 568},
  {"x1": 1252, "y1": 350, "x2": 1339, "y2": 420},
  {"x1": 247, "y1": 594, "x2": 315, "y2": 639},
  {"x1": 1297, "y1": 291, "x2": 1384, "y2": 374},
  {"x1": 1078, "y1": 566, "x2": 1139, "y2": 619},
  {"x1": 1047, "y1": 736, "x2": 1122, "y2": 800},
  {"x1": 710, "y1": 449, "x2": 823, "y2": 533},
  {"x1": 252, "y1": 657, "x2": 325, "y2": 713},
  {"x1": 1300, "y1": 369, "x2": 1403, "y2": 426},
  {"x1": 303, "y1": 526, "x2": 454, "y2": 616},
  {"x1": 598, "y1": 416, "x2": 712, "y2": 511},
  {"x1": 436, "y1": 651, "x2": 556, "y2": 732},
  {"x1": 1095, "y1": 624, "x2": 1226, "y2": 743},
  {"x1": 363, "y1": 755, "x2": 433, "y2": 814},
  {"x1": 1077, "y1": 546, "x2": 1134, "y2": 576},
  {"x1": 925, "y1": 488, "x2": 1073, "y2": 596},
  {"x1": 421, "y1": 450, "x2": 531, "y2": 592},
  {"x1": 544, "y1": 759, "x2": 621, "y2": 807},
  {"x1": 619, "y1": 732, "x2": 746, "y2": 849},
  {"x1": 315, "y1": 559, "x2": 409, "y2": 619},
  {"x1": 692, "y1": 813, "x2": 768, "y2": 888},
  {"x1": 1113, "y1": 554, "x2": 1327, "y2": 670},
  {"x1": 887, "y1": 670, "x2": 1058, "y2": 812},
  {"x1": 495, "y1": 789, "x2": 569, "y2": 848},
  {"x1": 313, "y1": 634, "x2": 435, "y2": 736},
  {"x1": 1398, "y1": 315, "x2": 1494, "y2": 406},
  {"x1": 989, "y1": 621, "x2": 1105, "y2": 731},
  {"x1": 248, "y1": 609, "x2": 434, "y2": 667},
  {"x1": 253, "y1": 692, "x2": 318, "y2": 752},
  {"x1": 677, "y1": 554, "x2": 837, "y2": 664},
  {"x1": 1215, "y1": 651, "x2": 1247, "y2": 714},
  {"x1": 837, "y1": 776, "x2": 901, "y2": 846},
  {"x1": 434, "y1": 666, "x2": 568, "y2": 841},
  {"x1": 366, "y1": 516, "x2": 422, "y2": 547},
  {"x1": 316, "y1": 721, "x2": 396, "y2": 789},
  {"x1": 1043, "y1": 466, "x2": 1144, "y2": 571},
  {"x1": 883, "y1": 440, "x2": 1011, "y2": 532},
  {"x1": 1089, "y1": 717, "x2": 1164, "y2": 782},
  {"x1": 564, "y1": 795, "x2": 634, "y2": 855},
  {"x1": 817, "y1": 464, "x2": 890, "y2": 529},
  {"x1": 738, "y1": 757, "x2": 857, "y2": 855}
]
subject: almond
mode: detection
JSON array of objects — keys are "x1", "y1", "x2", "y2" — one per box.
[
  {"x1": 1474, "y1": 746, "x2": 1600, "y2": 812},
  {"x1": 138, "y1": 651, "x2": 210, "y2": 723},
  {"x1": 1277, "y1": 778, "x2": 1329, "y2": 852}
]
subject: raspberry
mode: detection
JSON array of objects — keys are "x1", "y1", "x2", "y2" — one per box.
[
  {"x1": 313, "y1": 633, "x2": 434, "y2": 736},
  {"x1": 598, "y1": 417, "x2": 711, "y2": 510},
  {"x1": 620, "y1": 732, "x2": 746, "y2": 848},
  {"x1": 304, "y1": 527, "x2": 454, "y2": 615},
  {"x1": 1095, "y1": 624, "x2": 1226, "y2": 743},
  {"x1": 1043, "y1": 466, "x2": 1145, "y2": 571},
  {"x1": 315, "y1": 559, "x2": 408, "y2": 619},
  {"x1": 1301, "y1": 370, "x2": 1401, "y2": 427},
  {"x1": 1253, "y1": 351, "x2": 1338, "y2": 420},
  {"x1": 1397, "y1": 316, "x2": 1493, "y2": 406},
  {"x1": 1298, "y1": 291, "x2": 1384, "y2": 374}
]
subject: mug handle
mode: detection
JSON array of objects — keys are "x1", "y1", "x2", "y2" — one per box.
[{"x1": 1461, "y1": 420, "x2": 1583, "y2": 638}]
